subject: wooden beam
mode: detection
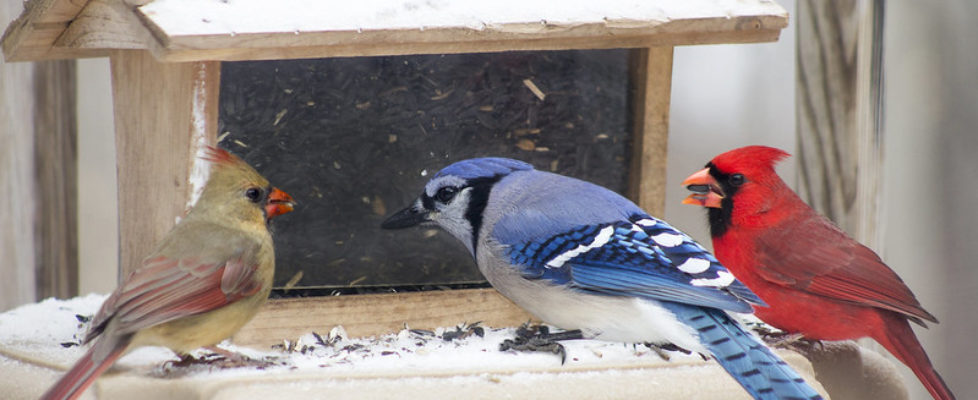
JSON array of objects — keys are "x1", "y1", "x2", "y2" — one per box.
[
  {"x1": 4, "y1": 0, "x2": 789, "y2": 62},
  {"x1": 55, "y1": 0, "x2": 150, "y2": 51},
  {"x1": 627, "y1": 47, "x2": 673, "y2": 217},
  {"x1": 0, "y1": 47, "x2": 38, "y2": 310},
  {"x1": 795, "y1": 0, "x2": 884, "y2": 247},
  {"x1": 110, "y1": 50, "x2": 218, "y2": 278},
  {"x1": 2, "y1": 0, "x2": 153, "y2": 62},
  {"x1": 149, "y1": 26, "x2": 783, "y2": 63},
  {"x1": 33, "y1": 60, "x2": 78, "y2": 299},
  {"x1": 1, "y1": 0, "x2": 88, "y2": 61},
  {"x1": 233, "y1": 288, "x2": 535, "y2": 348},
  {"x1": 135, "y1": 0, "x2": 787, "y2": 59}
]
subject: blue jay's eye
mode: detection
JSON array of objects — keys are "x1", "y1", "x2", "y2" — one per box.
[
  {"x1": 245, "y1": 187, "x2": 264, "y2": 203},
  {"x1": 435, "y1": 186, "x2": 459, "y2": 203},
  {"x1": 729, "y1": 174, "x2": 746, "y2": 186}
]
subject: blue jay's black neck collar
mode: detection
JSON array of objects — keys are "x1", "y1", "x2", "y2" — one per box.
[{"x1": 463, "y1": 175, "x2": 502, "y2": 257}]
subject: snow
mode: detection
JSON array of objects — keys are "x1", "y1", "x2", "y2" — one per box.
[
  {"x1": 139, "y1": 0, "x2": 787, "y2": 37},
  {"x1": 0, "y1": 294, "x2": 107, "y2": 365},
  {"x1": 185, "y1": 64, "x2": 214, "y2": 212},
  {"x1": 0, "y1": 295, "x2": 708, "y2": 383}
]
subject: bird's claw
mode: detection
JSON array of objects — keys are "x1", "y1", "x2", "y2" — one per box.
[
  {"x1": 163, "y1": 347, "x2": 279, "y2": 372},
  {"x1": 163, "y1": 353, "x2": 201, "y2": 369},
  {"x1": 499, "y1": 324, "x2": 582, "y2": 364},
  {"x1": 759, "y1": 330, "x2": 824, "y2": 351},
  {"x1": 642, "y1": 342, "x2": 693, "y2": 361},
  {"x1": 500, "y1": 337, "x2": 567, "y2": 364}
]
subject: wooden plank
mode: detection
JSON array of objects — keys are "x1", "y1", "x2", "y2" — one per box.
[
  {"x1": 110, "y1": 50, "x2": 218, "y2": 277},
  {"x1": 136, "y1": 3, "x2": 787, "y2": 63},
  {"x1": 149, "y1": 27, "x2": 783, "y2": 63},
  {"x1": 1, "y1": 0, "x2": 88, "y2": 61},
  {"x1": 627, "y1": 47, "x2": 673, "y2": 217},
  {"x1": 795, "y1": 0, "x2": 884, "y2": 247},
  {"x1": 233, "y1": 288, "x2": 536, "y2": 348},
  {"x1": 136, "y1": 0, "x2": 787, "y2": 50},
  {"x1": 0, "y1": 36, "x2": 38, "y2": 310},
  {"x1": 5, "y1": 0, "x2": 788, "y2": 62},
  {"x1": 55, "y1": 0, "x2": 150, "y2": 51},
  {"x1": 33, "y1": 60, "x2": 79, "y2": 299}
]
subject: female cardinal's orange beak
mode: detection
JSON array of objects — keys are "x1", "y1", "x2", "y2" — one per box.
[
  {"x1": 265, "y1": 187, "x2": 295, "y2": 219},
  {"x1": 682, "y1": 168, "x2": 724, "y2": 208}
]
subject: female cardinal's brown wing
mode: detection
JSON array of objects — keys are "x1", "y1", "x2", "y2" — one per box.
[{"x1": 85, "y1": 223, "x2": 268, "y2": 342}]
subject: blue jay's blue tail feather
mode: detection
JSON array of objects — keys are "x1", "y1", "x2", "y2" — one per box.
[{"x1": 663, "y1": 303, "x2": 823, "y2": 400}]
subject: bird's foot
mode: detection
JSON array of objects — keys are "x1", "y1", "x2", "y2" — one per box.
[
  {"x1": 164, "y1": 347, "x2": 280, "y2": 371},
  {"x1": 499, "y1": 323, "x2": 583, "y2": 364},
  {"x1": 642, "y1": 342, "x2": 693, "y2": 361},
  {"x1": 760, "y1": 331, "x2": 824, "y2": 351},
  {"x1": 751, "y1": 324, "x2": 782, "y2": 338},
  {"x1": 164, "y1": 353, "x2": 201, "y2": 369}
]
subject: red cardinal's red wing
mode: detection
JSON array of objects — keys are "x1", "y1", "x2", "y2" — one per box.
[{"x1": 754, "y1": 214, "x2": 936, "y2": 325}]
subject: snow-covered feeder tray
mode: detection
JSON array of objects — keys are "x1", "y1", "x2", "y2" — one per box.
[
  {"x1": 0, "y1": 294, "x2": 841, "y2": 399},
  {"x1": 3, "y1": 293, "x2": 920, "y2": 399}
]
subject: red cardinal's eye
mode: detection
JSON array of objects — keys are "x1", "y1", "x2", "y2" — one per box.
[{"x1": 729, "y1": 174, "x2": 746, "y2": 186}]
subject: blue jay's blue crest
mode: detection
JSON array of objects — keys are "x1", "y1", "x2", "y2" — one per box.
[
  {"x1": 433, "y1": 157, "x2": 533, "y2": 180},
  {"x1": 507, "y1": 213, "x2": 763, "y2": 313}
]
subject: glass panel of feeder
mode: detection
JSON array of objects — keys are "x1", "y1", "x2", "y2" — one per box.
[{"x1": 218, "y1": 50, "x2": 631, "y2": 292}]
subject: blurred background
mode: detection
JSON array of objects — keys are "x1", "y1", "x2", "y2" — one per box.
[{"x1": 2, "y1": 0, "x2": 975, "y2": 398}]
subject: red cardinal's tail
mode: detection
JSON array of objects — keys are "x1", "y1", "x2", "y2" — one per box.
[
  {"x1": 875, "y1": 313, "x2": 955, "y2": 400},
  {"x1": 39, "y1": 336, "x2": 129, "y2": 400}
]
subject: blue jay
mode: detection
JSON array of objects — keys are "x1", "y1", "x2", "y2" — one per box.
[{"x1": 382, "y1": 157, "x2": 823, "y2": 400}]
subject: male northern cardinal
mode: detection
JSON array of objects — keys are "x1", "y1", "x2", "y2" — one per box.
[
  {"x1": 681, "y1": 145, "x2": 954, "y2": 400},
  {"x1": 41, "y1": 147, "x2": 294, "y2": 400}
]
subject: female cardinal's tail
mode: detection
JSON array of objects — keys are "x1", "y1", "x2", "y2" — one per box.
[
  {"x1": 40, "y1": 336, "x2": 130, "y2": 400},
  {"x1": 876, "y1": 312, "x2": 955, "y2": 400}
]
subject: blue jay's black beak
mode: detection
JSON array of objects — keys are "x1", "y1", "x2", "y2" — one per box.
[{"x1": 381, "y1": 205, "x2": 429, "y2": 229}]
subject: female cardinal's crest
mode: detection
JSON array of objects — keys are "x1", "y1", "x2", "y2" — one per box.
[{"x1": 202, "y1": 146, "x2": 245, "y2": 168}]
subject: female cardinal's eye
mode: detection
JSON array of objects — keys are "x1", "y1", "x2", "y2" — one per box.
[
  {"x1": 245, "y1": 187, "x2": 264, "y2": 203},
  {"x1": 729, "y1": 174, "x2": 746, "y2": 186},
  {"x1": 435, "y1": 187, "x2": 458, "y2": 203}
]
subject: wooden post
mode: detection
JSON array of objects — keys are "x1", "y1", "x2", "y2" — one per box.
[
  {"x1": 627, "y1": 46, "x2": 674, "y2": 217},
  {"x1": 110, "y1": 50, "x2": 219, "y2": 278},
  {"x1": 796, "y1": 0, "x2": 884, "y2": 247},
  {"x1": 0, "y1": 35, "x2": 38, "y2": 309},
  {"x1": 33, "y1": 60, "x2": 78, "y2": 299}
]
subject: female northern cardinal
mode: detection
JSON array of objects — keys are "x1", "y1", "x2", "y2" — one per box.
[
  {"x1": 41, "y1": 147, "x2": 294, "y2": 400},
  {"x1": 681, "y1": 145, "x2": 954, "y2": 400}
]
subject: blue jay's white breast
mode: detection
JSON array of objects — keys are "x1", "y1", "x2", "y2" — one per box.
[{"x1": 478, "y1": 243, "x2": 708, "y2": 355}]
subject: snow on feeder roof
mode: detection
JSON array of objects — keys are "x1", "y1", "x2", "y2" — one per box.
[{"x1": 3, "y1": 0, "x2": 787, "y2": 62}]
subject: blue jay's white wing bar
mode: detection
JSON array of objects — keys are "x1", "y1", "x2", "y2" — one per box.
[{"x1": 545, "y1": 226, "x2": 615, "y2": 268}]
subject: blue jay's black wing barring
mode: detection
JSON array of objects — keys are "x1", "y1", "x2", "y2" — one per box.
[{"x1": 381, "y1": 205, "x2": 429, "y2": 229}]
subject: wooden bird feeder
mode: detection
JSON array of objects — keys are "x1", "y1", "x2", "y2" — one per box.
[{"x1": 2, "y1": 0, "x2": 789, "y2": 347}]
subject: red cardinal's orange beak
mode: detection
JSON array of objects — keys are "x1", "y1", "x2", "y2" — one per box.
[
  {"x1": 265, "y1": 187, "x2": 295, "y2": 219},
  {"x1": 682, "y1": 168, "x2": 724, "y2": 209}
]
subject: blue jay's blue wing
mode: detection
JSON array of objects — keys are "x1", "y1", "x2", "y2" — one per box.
[{"x1": 507, "y1": 213, "x2": 763, "y2": 313}]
